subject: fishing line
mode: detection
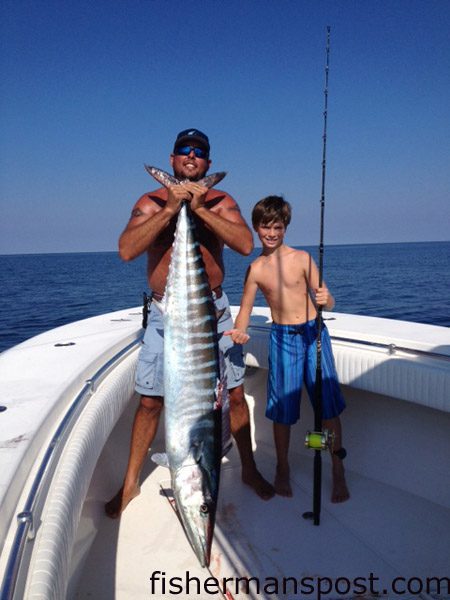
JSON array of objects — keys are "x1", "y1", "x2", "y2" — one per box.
[
  {"x1": 303, "y1": 25, "x2": 331, "y2": 527},
  {"x1": 315, "y1": 25, "x2": 331, "y2": 426}
]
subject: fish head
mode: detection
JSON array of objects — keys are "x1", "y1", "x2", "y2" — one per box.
[{"x1": 173, "y1": 461, "x2": 217, "y2": 567}]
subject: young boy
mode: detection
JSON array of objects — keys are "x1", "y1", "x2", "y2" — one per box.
[{"x1": 225, "y1": 196, "x2": 349, "y2": 503}]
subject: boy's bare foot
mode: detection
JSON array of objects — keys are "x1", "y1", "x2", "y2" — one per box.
[
  {"x1": 274, "y1": 466, "x2": 293, "y2": 497},
  {"x1": 242, "y1": 469, "x2": 275, "y2": 500},
  {"x1": 331, "y1": 463, "x2": 350, "y2": 503},
  {"x1": 105, "y1": 483, "x2": 140, "y2": 518}
]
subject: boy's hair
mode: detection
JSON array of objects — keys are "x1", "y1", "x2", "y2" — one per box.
[{"x1": 251, "y1": 195, "x2": 292, "y2": 229}]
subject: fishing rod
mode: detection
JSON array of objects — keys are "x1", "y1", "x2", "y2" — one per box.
[{"x1": 303, "y1": 25, "x2": 332, "y2": 526}]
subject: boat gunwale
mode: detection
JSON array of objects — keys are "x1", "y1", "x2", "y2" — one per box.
[
  {"x1": 248, "y1": 324, "x2": 450, "y2": 362},
  {"x1": 0, "y1": 338, "x2": 141, "y2": 600}
]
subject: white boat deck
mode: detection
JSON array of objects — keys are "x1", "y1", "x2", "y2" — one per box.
[
  {"x1": 74, "y1": 458, "x2": 450, "y2": 600},
  {"x1": 73, "y1": 369, "x2": 450, "y2": 600}
]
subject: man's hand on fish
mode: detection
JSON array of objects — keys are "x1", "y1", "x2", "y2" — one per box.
[
  {"x1": 166, "y1": 184, "x2": 191, "y2": 215},
  {"x1": 224, "y1": 328, "x2": 250, "y2": 344},
  {"x1": 182, "y1": 181, "x2": 209, "y2": 212},
  {"x1": 166, "y1": 181, "x2": 209, "y2": 214}
]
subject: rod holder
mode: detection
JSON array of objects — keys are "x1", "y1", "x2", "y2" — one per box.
[{"x1": 17, "y1": 511, "x2": 35, "y2": 540}]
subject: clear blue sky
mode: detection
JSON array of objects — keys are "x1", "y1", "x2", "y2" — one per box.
[{"x1": 1, "y1": 0, "x2": 449, "y2": 254}]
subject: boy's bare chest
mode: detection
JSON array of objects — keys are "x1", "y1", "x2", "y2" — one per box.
[{"x1": 258, "y1": 260, "x2": 307, "y2": 294}]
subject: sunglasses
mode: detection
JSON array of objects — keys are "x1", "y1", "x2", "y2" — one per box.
[{"x1": 174, "y1": 145, "x2": 208, "y2": 159}]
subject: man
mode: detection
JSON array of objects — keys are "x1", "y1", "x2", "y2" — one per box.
[{"x1": 106, "y1": 129, "x2": 274, "y2": 518}]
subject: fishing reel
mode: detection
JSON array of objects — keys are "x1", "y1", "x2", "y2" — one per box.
[
  {"x1": 304, "y1": 429, "x2": 334, "y2": 452},
  {"x1": 304, "y1": 430, "x2": 347, "y2": 459}
]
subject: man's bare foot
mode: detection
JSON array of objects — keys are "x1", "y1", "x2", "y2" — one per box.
[
  {"x1": 105, "y1": 484, "x2": 140, "y2": 518},
  {"x1": 274, "y1": 466, "x2": 293, "y2": 497},
  {"x1": 242, "y1": 469, "x2": 275, "y2": 500},
  {"x1": 331, "y1": 463, "x2": 350, "y2": 503}
]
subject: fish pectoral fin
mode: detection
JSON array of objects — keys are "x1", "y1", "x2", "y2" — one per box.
[
  {"x1": 151, "y1": 452, "x2": 170, "y2": 468},
  {"x1": 190, "y1": 440, "x2": 205, "y2": 464},
  {"x1": 176, "y1": 442, "x2": 204, "y2": 471}
]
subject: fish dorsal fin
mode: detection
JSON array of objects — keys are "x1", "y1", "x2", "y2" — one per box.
[{"x1": 145, "y1": 165, "x2": 226, "y2": 190}]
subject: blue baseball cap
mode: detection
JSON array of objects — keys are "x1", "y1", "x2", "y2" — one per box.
[{"x1": 173, "y1": 128, "x2": 210, "y2": 155}]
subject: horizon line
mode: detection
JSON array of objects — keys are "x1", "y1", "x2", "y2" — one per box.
[{"x1": 0, "y1": 239, "x2": 449, "y2": 257}]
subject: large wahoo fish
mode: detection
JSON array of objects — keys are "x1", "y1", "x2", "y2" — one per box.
[{"x1": 145, "y1": 165, "x2": 227, "y2": 567}]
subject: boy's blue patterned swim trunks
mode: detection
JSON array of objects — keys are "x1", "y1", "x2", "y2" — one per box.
[{"x1": 266, "y1": 318, "x2": 345, "y2": 425}]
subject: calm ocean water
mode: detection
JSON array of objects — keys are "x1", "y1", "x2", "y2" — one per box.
[{"x1": 0, "y1": 242, "x2": 449, "y2": 353}]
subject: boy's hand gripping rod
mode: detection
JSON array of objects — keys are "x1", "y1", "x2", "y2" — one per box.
[{"x1": 303, "y1": 26, "x2": 334, "y2": 526}]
